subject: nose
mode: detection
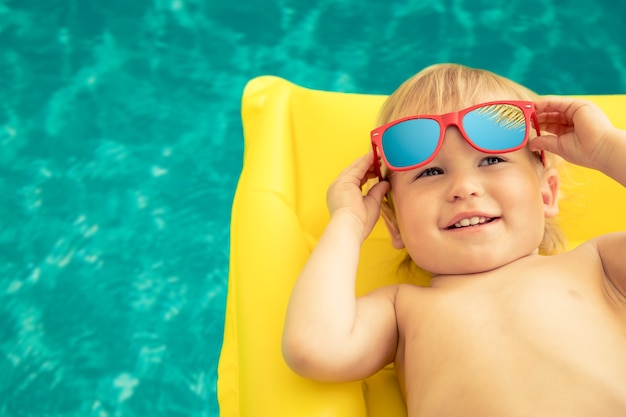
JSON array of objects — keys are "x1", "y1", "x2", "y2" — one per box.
[
  {"x1": 445, "y1": 170, "x2": 484, "y2": 202},
  {"x1": 439, "y1": 127, "x2": 485, "y2": 202}
]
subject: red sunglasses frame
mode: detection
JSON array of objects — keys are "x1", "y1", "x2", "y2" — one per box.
[{"x1": 370, "y1": 100, "x2": 543, "y2": 180}]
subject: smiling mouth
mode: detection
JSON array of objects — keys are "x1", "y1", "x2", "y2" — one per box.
[{"x1": 446, "y1": 216, "x2": 497, "y2": 230}]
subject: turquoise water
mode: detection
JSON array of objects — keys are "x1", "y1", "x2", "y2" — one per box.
[{"x1": 1, "y1": 0, "x2": 625, "y2": 416}]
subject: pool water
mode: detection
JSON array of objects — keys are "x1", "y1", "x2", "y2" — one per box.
[{"x1": 0, "y1": 0, "x2": 624, "y2": 416}]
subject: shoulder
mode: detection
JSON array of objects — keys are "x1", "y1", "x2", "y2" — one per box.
[
  {"x1": 590, "y1": 231, "x2": 626, "y2": 256},
  {"x1": 556, "y1": 234, "x2": 626, "y2": 306},
  {"x1": 590, "y1": 232, "x2": 626, "y2": 303},
  {"x1": 392, "y1": 283, "x2": 433, "y2": 318},
  {"x1": 362, "y1": 283, "x2": 430, "y2": 309}
]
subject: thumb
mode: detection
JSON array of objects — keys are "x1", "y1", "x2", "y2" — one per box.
[
  {"x1": 366, "y1": 180, "x2": 391, "y2": 207},
  {"x1": 529, "y1": 134, "x2": 560, "y2": 154}
]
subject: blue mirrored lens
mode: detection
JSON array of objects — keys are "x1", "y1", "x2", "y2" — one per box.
[
  {"x1": 381, "y1": 118, "x2": 440, "y2": 168},
  {"x1": 462, "y1": 104, "x2": 526, "y2": 150}
]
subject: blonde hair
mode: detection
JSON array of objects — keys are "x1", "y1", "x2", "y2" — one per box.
[{"x1": 377, "y1": 63, "x2": 566, "y2": 275}]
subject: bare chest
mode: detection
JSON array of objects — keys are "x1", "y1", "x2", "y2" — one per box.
[{"x1": 395, "y1": 271, "x2": 626, "y2": 416}]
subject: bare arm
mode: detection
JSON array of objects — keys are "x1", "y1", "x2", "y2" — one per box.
[
  {"x1": 282, "y1": 153, "x2": 398, "y2": 382},
  {"x1": 532, "y1": 96, "x2": 626, "y2": 298},
  {"x1": 531, "y1": 97, "x2": 626, "y2": 185},
  {"x1": 595, "y1": 233, "x2": 626, "y2": 302}
]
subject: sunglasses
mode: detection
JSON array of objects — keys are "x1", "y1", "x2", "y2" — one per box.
[{"x1": 371, "y1": 100, "x2": 543, "y2": 180}]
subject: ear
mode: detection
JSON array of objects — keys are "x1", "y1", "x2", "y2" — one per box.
[
  {"x1": 380, "y1": 186, "x2": 405, "y2": 249},
  {"x1": 540, "y1": 168, "x2": 560, "y2": 218},
  {"x1": 382, "y1": 213, "x2": 405, "y2": 249}
]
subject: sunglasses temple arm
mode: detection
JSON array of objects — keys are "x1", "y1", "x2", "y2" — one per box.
[
  {"x1": 371, "y1": 143, "x2": 384, "y2": 181},
  {"x1": 531, "y1": 113, "x2": 546, "y2": 166}
]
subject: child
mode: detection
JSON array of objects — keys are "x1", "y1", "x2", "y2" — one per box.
[{"x1": 282, "y1": 64, "x2": 626, "y2": 416}]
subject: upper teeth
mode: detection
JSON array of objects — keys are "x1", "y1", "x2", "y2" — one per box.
[{"x1": 454, "y1": 216, "x2": 488, "y2": 228}]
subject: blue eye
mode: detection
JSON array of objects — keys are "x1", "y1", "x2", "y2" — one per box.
[
  {"x1": 417, "y1": 167, "x2": 444, "y2": 178},
  {"x1": 480, "y1": 156, "x2": 505, "y2": 166}
]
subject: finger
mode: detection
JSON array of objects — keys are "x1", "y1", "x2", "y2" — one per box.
[
  {"x1": 352, "y1": 152, "x2": 382, "y2": 187},
  {"x1": 529, "y1": 134, "x2": 561, "y2": 154},
  {"x1": 535, "y1": 97, "x2": 604, "y2": 128},
  {"x1": 537, "y1": 118, "x2": 574, "y2": 136},
  {"x1": 534, "y1": 96, "x2": 579, "y2": 116},
  {"x1": 336, "y1": 153, "x2": 373, "y2": 183},
  {"x1": 535, "y1": 111, "x2": 570, "y2": 126},
  {"x1": 354, "y1": 152, "x2": 376, "y2": 174},
  {"x1": 364, "y1": 179, "x2": 390, "y2": 206}
]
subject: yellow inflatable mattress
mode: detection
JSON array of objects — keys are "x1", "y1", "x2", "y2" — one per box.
[{"x1": 218, "y1": 76, "x2": 626, "y2": 417}]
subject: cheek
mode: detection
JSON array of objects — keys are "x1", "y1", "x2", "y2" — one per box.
[
  {"x1": 505, "y1": 176, "x2": 545, "y2": 211},
  {"x1": 393, "y1": 188, "x2": 438, "y2": 230},
  {"x1": 393, "y1": 196, "x2": 442, "y2": 257},
  {"x1": 498, "y1": 177, "x2": 547, "y2": 237}
]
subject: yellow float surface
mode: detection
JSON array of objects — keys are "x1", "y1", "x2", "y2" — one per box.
[{"x1": 218, "y1": 76, "x2": 626, "y2": 417}]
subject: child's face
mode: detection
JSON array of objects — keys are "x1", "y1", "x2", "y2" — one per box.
[{"x1": 386, "y1": 125, "x2": 558, "y2": 276}]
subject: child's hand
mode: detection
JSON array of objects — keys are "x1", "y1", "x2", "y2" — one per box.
[
  {"x1": 326, "y1": 153, "x2": 390, "y2": 241},
  {"x1": 530, "y1": 96, "x2": 617, "y2": 171}
]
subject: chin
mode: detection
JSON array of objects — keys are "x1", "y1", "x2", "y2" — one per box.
[{"x1": 423, "y1": 252, "x2": 527, "y2": 276}]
